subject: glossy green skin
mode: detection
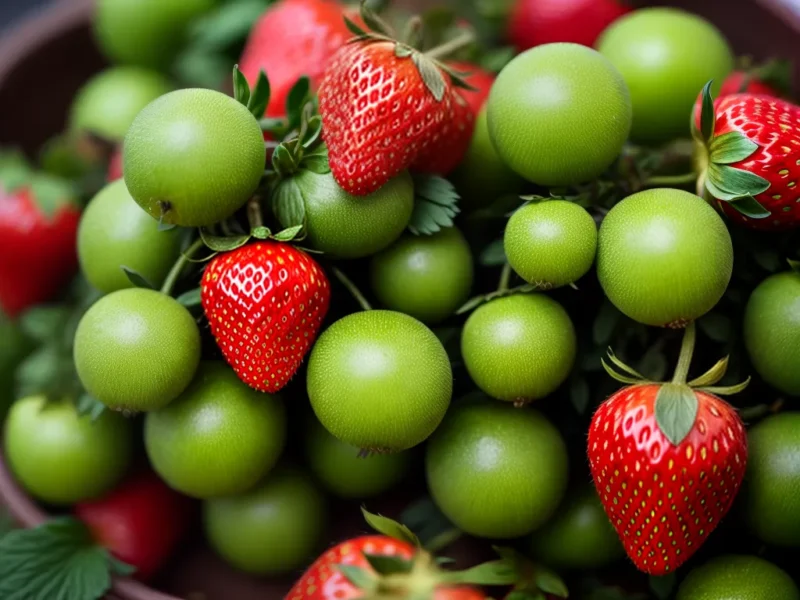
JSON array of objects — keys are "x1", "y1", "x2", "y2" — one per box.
[
  {"x1": 530, "y1": 486, "x2": 623, "y2": 569},
  {"x1": 69, "y1": 67, "x2": 172, "y2": 141},
  {"x1": 296, "y1": 169, "x2": 414, "y2": 258},
  {"x1": 370, "y1": 227, "x2": 474, "y2": 324},
  {"x1": 504, "y1": 201, "x2": 597, "y2": 288},
  {"x1": 454, "y1": 108, "x2": 523, "y2": 211},
  {"x1": 307, "y1": 310, "x2": 452, "y2": 452},
  {"x1": 78, "y1": 180, "x2": 182, "y2": 294},
  {"x1": 305, "y1": 418, "x2": 410, "y2": 499},
  {"x1": 461, "y1": 294, "x2": 576, "y2": 402},
  {"x1": 676, "y1": 555, "x2": 800, "y2": 600},
  {"x1": 74, "y1": 288, "x2": 201, "y2": 411},
  {"x1": 4, "y1": 397, "x2": 132, "y2": 504},
  {"x1": 124, "y1": 89, "x2": 265, "y2": 227},
  {"x1": 743, "y1": 412, "x2": 800, "y2": 546},
  {"x1": 597, "y1": 188, "x2": 733, "y2": 327},
  {"x1": 487, "y1": 43, "x2": 631, "y2": 187},
  {"x1": 203, "y1": 468, "x2": 326, "y2": 574},
  {"x1": 94, "y1": 0, "x2": 215, "y2": 69},
  {"x1": 0, "y1": 314, "x2": 31, "y2": 419},
  {"x1": 598, "y1": 8, "x2": 734, "y2": 144},
  {"x1": 145, "y1": 362, "x2": 286, "y2": 498},
  {"x1": 426, "y1": 403, "x2": 568, "y2": 538},
  {"x1": 743, "y1": 272, "x2": 800, "y2": 396}
]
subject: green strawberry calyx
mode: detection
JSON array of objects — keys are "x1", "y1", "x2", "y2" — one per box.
[
  {"x1": 693, "y1": 80, "x2": 772, "y2": 220},
  {"x1": 602, "y1": 322, "x2": 749, "y2": 446}
]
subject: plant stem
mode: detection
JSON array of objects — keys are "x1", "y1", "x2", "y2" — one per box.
[
  {"x1": 498, "y1": 263, "x2": 512, "y2": 293},
  {"x1": 426, "y1": 30, "x2": 476, "y2": 60},
  {"x1": 332, "y1": 266, "x2": 372, "y2": 311},
  {"x1": 644, "y1": 172, "x2": 698, "y2": 187},
  {"x1": 247, "y1": 196, "x2": 264, "y2": 230},
  {"x1": 160, "y1": 238, "x2": 205, "y2": 296},
  {"x1": 672, "y1": 321, "x2": 697, "y2": 385}
]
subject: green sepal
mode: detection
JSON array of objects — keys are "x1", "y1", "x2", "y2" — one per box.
[
  {"x1": 272, "y1": 143, "x2": 299, "y2": 177},
  {"x1": 362, "y1": 553, "x2": 414, "y2": 576},
  {"x1": 285, "y1": 77, "x2": 311, "y2": 132},
  {"x1": 699, "y1": 80, "x2": 715, "y2": 143},
  {"x1": 727, "y1": 194, "x2": 771, "y2": 219},
  {"x1": 344, "y1": 14, "x2": 370, "y2": 38},
  {"x1": 788, "y1": 258, "x2": 800, "y2": 273},
  {"x1": 361, "y1": 508, "x2": 421, "y2": 547},
  {"x1": 175, "y1": 287, "x2": 202, "y2": 308},
  {"x1": 408, "y1": 174, "x2": 461, "y2": 235},
  {"x1": 754, "y1": 58, "x2": 794, "y2": 95},
  {"x1": 272, "y1": 224, "x2": 304, "y2": 242},
  {"x1": 709, "y1": 131, "x2": 759, "y2": 164},
  {"x1": 302, "y1": 149, "x2": 331, "y2": 175},
  {"x1": 232, "y1": 64, "x2": 250, "y2": 107},
  {"x1": 654, "y1": 383, "x2": 699, "y2": 446},
  {"x1": 28, "y1": 173, "x2": 77, "y2": 219},
  {"x1": 490, "y1": 547, "x2": 568, "y2": 598},
  {"x1": 272, "y1": 179, "x2": 306, "y2": 229},
  {"x1": 412, "y1": 52, "x2": 447, "y2": 102},
  {"x1": 198, "y1": 228, "x2": 251, "y2": 253},
  {"x1": 687, "y1": 356, "x2": 729, "y2": 388},
  {"x1": 76, "y1": 393, "x2": 106, "y2": 422},
  {"x1": 395, "y1": 44, "x2": 414, "y2": 58},
  {"x1": 439, "y1": 559, "x2": 519, "y2": 586},
  {"x1": 121, "y1": 266, "x2": 156, "y2": 290},
  {"x1": 601, "y1": 358, "x2": 644, "y2": 385},
  {"x1": 246, "y1": 70, "x2": 271, "y2": 119},
  {"x1": 250, "y1": 226, "x2": 272, "y2": 240},
  {"x1": 337, "y1": 564, "x2": 375, "y2": 590},
  {"x1": 359, "y1": 0, "x2": 394, "y2": 38},
  {"x1": 606, "y1": 348, "x2": 647, "y2": 381},
  {"x1": 698, "y1": 376, "x2": 751, "y2": 396},
  {"x1": 301, "y1": 116, "x2": 323, "y2": 150},
  {"x1": 707, "y1": 163, "x2": 770, "y2": 197}
]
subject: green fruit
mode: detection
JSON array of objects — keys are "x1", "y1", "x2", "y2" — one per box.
[
  {"x1": 203, "y1": 467, "x2": 326, "y2": 574},
  {"x1": 78, "y1": 179, "x2": 182, "y2": 294},
  {"x1": 94, "y1": 0, "x2": 215, "y2": 69},
  {"x1": 487, "y1": 43, "x2": 631, "y2": 186},
  {"x1": 676, "y1": 555, "x2": 799, "y2": 600},
  {"x1": 461, "y1": 294, "x2": 576, "y2": 403},
  {"x1": 74, "y1": 288, "x2": 201, "y2": 412},
  {"x1": 504, "y1": 200, "x2": 597, "y2": 288},
  {"x1": 743, "y1": 272, "x2": 800, "y2": 396},
  {"x1": 597, "y1": 188, "x2": 733, "y2": 327},
  {"x1": 370, "y1": 227, "x2": 474, "y2": 324},
  {"x1": 598, "y1": 8, "x2": 734, "y2": 144},
  {"x1": 69, "y1": 67, "x2": 172, "y2": 141},
  {"x1": 453, "y1": 108, "x2": 523, "y2": 211},
  {"x1": 124, "y1": 89, "x2": 265, "y2": 227},
  {"x1": 145, "y1": 362, "x2": 286, "y2": 498},
  {"x1": 305, "y1": 418, "x2": 410, "y2": 499},
  {"x1": 4, "y1": 397, "x2": 132, "y2": 504},
  {"x1": 293, "y1": 169, "x2": 414, "y2": 258},
  {"x1": 426, "y1": 403, "x2": 568, "y2": 538},
  {"x1": 743, "y1": 412, "x2": 800, "y2": 546},
  {"x1": 530, "y1": 486, "x2": 623, "y2": 569},
  {"x1": 307, "y1": 310, "x2": 452, "y2": 452}
]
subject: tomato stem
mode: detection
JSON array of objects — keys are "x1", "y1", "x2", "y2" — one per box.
[
  {"x1": 160, "y1": 237, "x2": 205, "y2": 296},
  {"x1": 671, "y1": 321, "x2": 696, "y2": 385},
  {"x1": 498, "y1": 263, "x2": 512, "y2": 293},
  {"x1": 332, "y1": 266, "x2": 372, "y2": 311},
  {"x1": 425, "y1": 30, "x2": 475, "y2": 61},
  {"x1": 247, "y1": 196, "x2": 264, "y2": 230},
  {"x1": 644, "y1": 172, "x2": 698, "y2": 187}
]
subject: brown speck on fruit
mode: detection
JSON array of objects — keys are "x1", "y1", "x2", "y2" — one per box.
[
  {"x1": 666, "y1": 318, "x2": 691, "y2": 329},
  {"x1": 513, "y1": 398, "x2": 531, "y2": 408}
]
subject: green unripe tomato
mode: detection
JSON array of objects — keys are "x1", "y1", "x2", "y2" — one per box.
[
  {"x1": 453, "y1": 108, "x2": 523, "y2": 211},
  {"x1": 94, "y1": 0, "x2": 216, "y2": 70},
  {"x1": 461, "y1": 294, "x2": 576, "y2": 403},
  {"x1": 124, "y1": 89, "x2": 265, "y2": 227},
  {"x1": 598, "y1": 8, "x2": 734, "y2": 144},
  {"x1": 203, "y1": 468, "x2": 326, "y2": 575},
  {"x1": 504, "y1": 200, "x2": 597, "y2": 288},
  {"x1": 4, "y1": 397, "x2": 132, "y2": 504},
  {"x1": 597, "y1": 188, "x2": 733, "y2": 327},
  {"x1": 78, "y1": 179, "x2": 182, "y2": 294},
  {"x1": 145, "y1": 362, "x2": 286, "y2": 498},
  {"x1": 488, "y1": 43, "x2": 631, "y2": 186},
  {"x1": 74, "y1": 288, "x2": 201, "y2": 412},
  {"x1": 305, "y1": 418, "x2": 410, "y2": 499},
  {"x1": 743, "y1": 272, "x2": 800, "y2": 396},
  {"x1": 676, "y1": 555, "x2": 799, "y2": 600},
  {"x1": 370, "y1": 227, "x2": 474, "y2": 324},
  {"x1": 307, "y1": 310, "x2": 452, "y2": 452},
  {"x1": 69, "y1": 67, "x2": 172, "y2": 141},
  {"x1": 293, "y1": 168, "x2": 413, "y2": 258},
  {"x1": 426, "y1": 403, "x2": 568, "y2": 538},
  {"x1": 743, "y1": 412, "x2": 800, "y2": 546},
  {"x1": 530, "y1": 486, "x2": 624, "y2": 569}
]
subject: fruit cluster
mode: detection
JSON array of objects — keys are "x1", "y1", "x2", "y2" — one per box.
[{"x1": 1, "y1": 0, "x2": 799, "y2": 599}]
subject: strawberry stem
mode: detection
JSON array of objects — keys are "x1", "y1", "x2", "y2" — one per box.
[
  {"x1": 332, "y1": 266, "x2": 372, "y2": 311},
  {"x1": 671, "y1": 321, "x2": 696, "y2": 385},
  {"x1": 644, "y1": 172, "x2": 698, "y2": 187},
  {"x1": 160, "y1": 238, "x2": 205, "y2": 296},
  {"x1": 498, "y1": 263, "x2": 512, "y2": 293},
  {"x1": 247, "y1": 196, "x2": 264, "y2": 230},
  {"x1": 425, "y1": 30, "x2": 475, "y2": 61}
]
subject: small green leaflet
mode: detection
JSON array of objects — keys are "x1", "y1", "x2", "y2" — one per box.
[
  {"x1": 232, "y1": 65, "x2": 250, "y2": 107},
  {"x1": 654, "y1": 384, "x2": 699, "y2": 445},
  {"x1": 76, "y1": 394, "x2": 106, "y2": 422},
  {"x1": 272, "y1": 224, "x2": 304, "y2": 241},
  {"x1": 412, "y1": 53, "x2": 447, "y2": 102},
  {"x1": 286, "y1": 77, "x2": 311, "y2": 132},
  {"x1": 19, "y1": 306, "x2": 70, "y2": 343},
  {"x1": 121, "y1": 266, "x2": 155, "y2": 290},
  {"x1": 699, "y1": 80, "x2": 715, "y2": 143},
  {"x1": 247, "y1": 70, "x2": 271, "y2": 119},
  {"x1": 728, "y1": 195, "x2": 771, "y2": 219},
  {"x1": 408, "y1": 174, "x2": 461, "y2": 235},
  {"x1": 199, "y1": 229, "x2": 251, "y2": 252},
  {"x1": 709, "y1": 131, "x2": 759, "y2": 164},
  {"x1": 0, "y1": 517, "x2": 134, "y2": 600},
  {"x1": 361, "y1": 508, "x2": 421, "y2": 547},
  {"x1": 176, "y1": 287, "x2": 202, "y2": 308},
  {"x1": 362, "y1": 553, "x2": 413, "y2": 576},
  {"x1": 707, "y1": 163, "x2": 770, "y2": 197}
]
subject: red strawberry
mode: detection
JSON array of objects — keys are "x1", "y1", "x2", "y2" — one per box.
[
  {"x1": 509, "y1": 0, "x2": 630, "y2": 51},
  {"x1": 718, "y1": 60, "x2": 791, "y2": 99},
  {"x1": 0, "y1": 176, "x2": 80, "y2": 317},
  {"x1": 719, "y1": 72, "x2": 781, "y2": 98},
  {"x1": 201, "y1": 241, "x2": 330, "y2": 392},
  {"x1": 694, "y1": 83, "x2": 800, "y2": 230},
  {"x1": 75, "y1": 471, "x2": 193, "y2": 581},
  {"x1": 107, "y1": 147, "x2": 123, "y2": 181},
  {"x1": 239, "y1": 0, "x2": 356, "y2": 118}
]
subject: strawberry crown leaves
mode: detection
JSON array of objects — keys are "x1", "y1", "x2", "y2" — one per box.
[
  {"x1": 408, "y1": 174, "x2": 461, "y2": 235},
  {"x1": 232, "y1": 65, "x2": 272, "y2": 120},
  {"x1": 361, "y1": 507, "x2": 422, "y2": 547}
]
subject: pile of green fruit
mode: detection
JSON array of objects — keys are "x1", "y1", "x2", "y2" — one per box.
[{"x1": 0, "y1": 0, "x2": 799, "y2": 599}]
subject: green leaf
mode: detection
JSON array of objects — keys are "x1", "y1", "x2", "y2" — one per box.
[
  {"x1": 15, "y1": 345, "x2": 62, "y2": 397},
  {"x1": 698, "y1": 313, "x2": 732, "y2": 343},
  {"x1": 408, "y1": 174, "x2": 460, "y2": 235},
  {"x1": 362, "y1": 553, "x2": 413, "y2": 576},
  {"x1": 286, "y1": 77, "x2": 311, "y2": 131},
  {"x1": 272, "y1": 224, "x2": 304, "y2": 242},
  {"x1": 76, "y1": 394, "x2": 106, "y2": 422},
  {"x1": 395, "y1": 44, "x2": 414, "y2": 58},
  {"x1": 360, "y1": 2, "x2": 393, "y2": 37},
  {"x1": 699, "y1": 80, "x2": 715, "y2": 142},
  {"x1": 688, "y1": 356, "x2": 729, "y2": 388},
  {"x1": 344, "y1": 15, "x2": 369, "y2": 38},
  {"x1": 649, "y1": 573, "x2": 676, "y2": 600},
  {"x1": 361, "y1": 508, "x2": 421, "y2": 547},
  {"x1": 250, "y1": 226, "x2": 272, "y2": 240},
  {"x1": 480, "y1": 240, "x2": 506, "y2": 266},
  {"x1": 412, "y1": 53, "x2": 447, "y2": 102},
  {"x1": 198, "y1": 229, "x2": 251, "y2": 252},
  {"x1": 727, "y1": 194, "x2": 771, "y2": 219},
  {"x1": 704, "y1": 176, "x2": 742, "y2": 202},
  {"x1": 606, "y1": 348, "x2": 647, "y2": 380},
  {"x1": 188, "y1": 0, "x2": 268, "y2": 51},
  {"x1": 654, "y1": 384, "x2": 699, "y2": 445},
  {"x1": 303, "y1": 152, "x2": 331, "y2": 174},
  {"x1": 593, "y1": 301, "x2": 621, "y2": 346},
  {"x1": 301, "y1": 116, "x2": 323, "y2": 149},
  {"x1": 698, "y1": 376, "x2": 751, "y2": 396},
  {"x1": 272, "y1": 179, "x2": 306, "y2": 229},
  {"x1": 272, "y1": 143, "x2": 299, "y2": 177},
  {"x1": 601, "y1": 358, "x2": 644, "y2": 386},
  {"x1": 337, "y1": 564, "x2": 374, "y2": 590},
  {"x1": 570, "y1": 376, "x2": 590, "y2": 414},
  {"x1": 247, "y1": 70, "x2": 271, "y2": 119},
  {"x1": 534, "y1": 565, "x2": 569, "y2": 598},
  {"x1": 707, "y1": 163, "x2": 770, "y2": 197},
  {"x1": 755, "y1": 58, "x2": 794, "y2": 94},
  {"x1": 232, "y1": 65, "x2": 251, "y2": 107},
  {"x1": 121, "y1": 266, "x2": 156, "y2": 290},
  {"x1": 442, "y1": 559, "x2": 519, "y2": 586},
  {"x1": 709, "y1": 131, "x2": 759, "y2": 164},
  {"x1": 788, "y1": 258, "x2": 800, "y2": 273},
  {"x1": 175, "y1": 287, "x2": 202, "y2": 308},
  {"x1": 29, "y1": 174, "x2": 75, "y2": 219},
  {"x1": 19, "y1": 306, "x2": 70, "y2": 343},
  {"x1": 480, "y1": 46, "x2": 516, "y2": 73}
]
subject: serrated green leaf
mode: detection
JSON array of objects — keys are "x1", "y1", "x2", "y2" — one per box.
[
  {"x1": 700, "y1": 80, "x2": 715, "y2": 142},
  {"x1": 247, "y1": 70, "x2": 271, "y2": 119},
  {"x1": 707, "y1": 163, "x2": 770, "y2": 197},
  {"x1": 76, "y1": 394, "x2": 106, "y2": 422},
  {"x1": 121, "y1": 266, "x2": 156, "y2": 290},
  {"x1": 727, "y1": 194, "x2": 771, "y2": 219},
  {"x1": 198, "y1": 229, "x2": 251, "y2": 252},
  {"x1": 272, "y1": 179, "x2": 306, "y2": 229},
  {"x1": 480, "y1": 240, "x2": 506, "y2": 266},
  {"x1": 232, "y1": 65, "x2": 250, "y2": 106},
  {"x1": 361, "y1": 508, "x2": 421, "y2": 547},
  {"x1": 654, "y1": 384, "x2": 699, "y2": 445},
  {"x1": 362, "y1": 553, "x2": 413, "y2": 576},
  {"x1": 175, "y1": 287, "x2": 202, "y2": 308},
  {"x1": 709, "y1": 131, "x2": 759, "y2": 164},
  {"x1": 593, "y1": 301, "x2": 621, "y2": 346},
  {"x1": 272, "y1": 224, "x2": 304, "y2": 241},
  {"x1": 412, "y1": 53, "x2": 446, "y2": 102},
  {"x1": 409, "y1": 174, "x2": 460, "y2": 235},
  {"x1": 570, "y1": 376, "x2": 590, "y2": 414},
  {"x1": 649, "y1": 573, "x2": 676, "y2": 600},
  {"x1": 19, "y1": 307, "x2": 70, "y2": 343}
]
